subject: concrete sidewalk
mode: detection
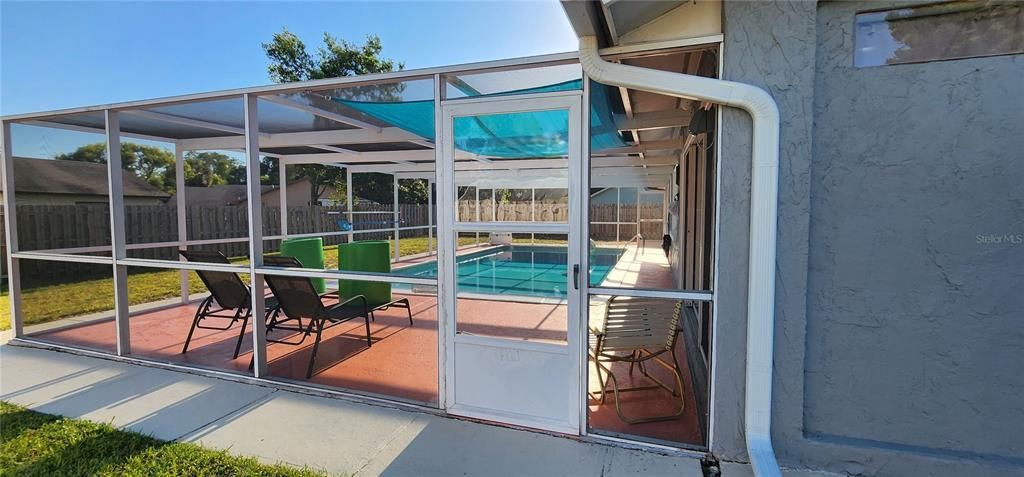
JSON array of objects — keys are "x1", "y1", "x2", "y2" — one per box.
[{"x1": 0, "y1": 345, "x2": 703, "y2": 477}]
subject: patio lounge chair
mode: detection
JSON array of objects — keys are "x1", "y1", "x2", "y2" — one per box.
[
  {"x1": 178, "y1": 250, "x2": 278, "y2": 359},
  {"x1": 334, "y1": 241, "x2": 413, "y2": 326},
  {"x1": 589, "y1": 296, "x2": 686, "y2": 424},
  {"x1": 328, "y1": 287, "x2": 413, "y2": 327},
  {"x1": 262, "y1": 255, "x2": 372, "y2": 378}
]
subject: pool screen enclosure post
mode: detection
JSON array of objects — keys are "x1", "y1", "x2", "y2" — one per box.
[{"x1": 104, "y1": 110, "x2": 131, "y2": 356}]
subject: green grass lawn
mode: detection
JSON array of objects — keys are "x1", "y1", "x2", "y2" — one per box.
[
  {"x1": 0, "y1": 270, "x2": 211, "y2": 332},
  {"x1": 0, "y1": 236, "x2": 567, "y2": 331},
  {"x1": 0, "y1": 402, "x2": 328, "y2": 477}
]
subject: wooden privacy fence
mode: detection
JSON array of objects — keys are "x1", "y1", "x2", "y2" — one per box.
[
  {"x1": 1, "y1": 201, "x2": 662, "y2": 279},
  {"x1": 1, "y1": 203, "x2": 432, "y2": 278},
  {"x1": 456, "y1": 202, "x2": 663, "y2": 240}
]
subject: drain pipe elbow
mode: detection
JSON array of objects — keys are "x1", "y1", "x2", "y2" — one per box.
[{"x1": 578, "y1": 36, "x2": 782, "y2": 477}]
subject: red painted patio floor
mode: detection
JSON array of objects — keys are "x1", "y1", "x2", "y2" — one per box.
[{"x1": 32, "y1": 294, "x2": 702, "y2": 446}]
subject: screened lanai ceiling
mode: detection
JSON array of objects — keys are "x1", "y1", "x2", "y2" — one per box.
[
  {"x1": 23, "y1": 49, "x2": 714, "y2": 183},
  {"x1": 619, "y1": 49, "x2": 716, "y2": 147},
  {"x1": 34, "y1": 80, "x2": 629, "y2": 162},
  {"x1": 39, "y1": 93, "x2": 384, "y2": 139},
  {"x1": 336, "y1": 79, "x2": 627, "y2": 158}
]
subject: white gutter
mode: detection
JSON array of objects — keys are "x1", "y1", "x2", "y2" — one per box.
[{"x1": 578, "y1": 36, "x2": 782, "y2": 477}]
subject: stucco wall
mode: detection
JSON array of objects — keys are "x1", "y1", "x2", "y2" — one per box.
[
  {"x1": 716, "y1": 0, "x2": 818, "y2": 465},
  {"x1": 0, "y1": 192, "x2": 164, "y2": 206},
  {"x1": 718, "y1": 1, "x2": 1024, "y2": 475}
]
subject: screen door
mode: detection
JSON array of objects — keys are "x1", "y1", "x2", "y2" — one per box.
[{"x1": 439, "y1": 93, "x2": 583, "y2": 433}]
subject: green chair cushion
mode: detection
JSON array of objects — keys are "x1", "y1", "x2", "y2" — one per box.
[
  {"x1": 280, "y1": 237, "x2": 326, "y2": 294},
  {"x1": 337, "y1": 240, "x2": 392, "y2": 306}
]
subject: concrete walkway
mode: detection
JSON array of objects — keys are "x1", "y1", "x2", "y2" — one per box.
[{"x1": 0, "y1": 345, "x2": 703, "y2": 477}]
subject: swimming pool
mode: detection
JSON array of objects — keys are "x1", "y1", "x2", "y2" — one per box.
[{"x1": 395, "y1": 245, "x2": 623, "y2": 299}]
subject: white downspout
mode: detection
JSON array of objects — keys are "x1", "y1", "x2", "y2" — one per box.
[{"x1": 578, "y1": 36, "x2": 781, "y2": 477}]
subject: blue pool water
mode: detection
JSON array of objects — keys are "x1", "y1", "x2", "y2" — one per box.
[{"x1": 396, "y1": 245, "x2": 623, "y2": 299}]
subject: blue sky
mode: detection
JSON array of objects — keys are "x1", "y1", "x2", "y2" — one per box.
[{"x1": 0, "y1": 0, "x2": 577, "y2": 157}]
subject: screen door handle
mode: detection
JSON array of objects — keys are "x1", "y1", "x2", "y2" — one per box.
[{"x1": 573, "y1": 264, "x2": 580, "y2": 290}]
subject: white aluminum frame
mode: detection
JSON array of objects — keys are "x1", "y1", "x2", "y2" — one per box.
[
  {"x1": 243, "y1": 93, "x2": 269, "y2": 376},
  {"x1": 0, "y1": 46, "x2": 709, "y2": 453},
  {"x1": 1, "y1": 52, "x2": 580, "y2": 122},
  {"x1": 578, "y1": 70, "x2": 716, "y2": 448},
  {"x1": 439, "y1": 91, "x2": 584, "y2": 434},
  {"x1": 105, "y1": 110, "x2": 131, "y2": 355},
  {"x1": 0, "y1": 121, "x2": 22, "y2": 337}
]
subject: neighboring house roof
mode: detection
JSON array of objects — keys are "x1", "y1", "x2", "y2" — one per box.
[
  {"x1": 6, "y1": 157, "x2": 169, "y2": 198},
  {"x1": 180, "y1": 178, "x2": 338, "y2": 206},
  {"x1": 182, "y1": 184, "x2": 275, "y2": 206}
]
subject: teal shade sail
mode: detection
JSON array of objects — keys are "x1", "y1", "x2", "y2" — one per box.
[
  {"x1": 453, "y1": 109, "x2": 569, "y2": 158},
  {"x1": 333, "y1": 79, "x2": 625, "y2": 158}
]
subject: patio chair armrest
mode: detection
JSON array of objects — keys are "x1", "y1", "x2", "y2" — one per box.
[{"x1": 332, "y1": 294, "x2": 370, "y2": 317}]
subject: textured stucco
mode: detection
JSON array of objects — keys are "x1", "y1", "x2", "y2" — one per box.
[
  {"x1": 716, "y1": 0, "x2": 817, "y2": 464},
  {"x1": 717, "y1": 1, "x2": 1024, "y2": 476},
  {"x1": 803, "y1": 0, "x2": 1024, "y2": 471}
]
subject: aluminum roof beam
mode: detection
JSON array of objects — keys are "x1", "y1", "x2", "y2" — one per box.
[
  {"x1": 346, "y1": 154, "x2": 676, "y2": 173},
  {"x1": 177, "y1": 127, "x2": 422, "y2": 151},
  {"x1": 2, "y1": 51, "x2": 579, "y2": 122}
]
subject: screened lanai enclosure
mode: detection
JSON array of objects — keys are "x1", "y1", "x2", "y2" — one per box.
[{"x1": 1, "y1": 45, "x2": 719, "y2": 449}]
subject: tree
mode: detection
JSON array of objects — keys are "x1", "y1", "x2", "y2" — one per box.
[
  {"x1": 55, "y1": 142, "x2": 176, "y2": 193},
  {"x1": 290, "y1": 164, "x2": 345, "y2": 206},
  {"x1": 182, "y1": 151, "x2": 245, "y2": 187},
  {"x1": 263, "y1": 29, "x2": 427, "y2": 205},
  {"x1": 263, "y1": 29, "x2": 313, "y2": 83},
  {"x1": 352, "y1": 173, "x2": 429, "y2": 205},
  {"x1": 54, "y1": 143, "x2": 106, "y2": 164},
  {"x1": 263, "y1": 29, "x2": 404, "y2": 83},
  {"x1": 260, "y1": 156, "x2": 281, "y2": 185}
]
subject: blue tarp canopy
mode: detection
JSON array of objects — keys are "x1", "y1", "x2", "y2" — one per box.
[{"x1": 333, "y1": 80, "x2": 625, "y2": 158}]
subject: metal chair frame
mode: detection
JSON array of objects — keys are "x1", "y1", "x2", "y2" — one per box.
[
  {"x1": 261, "y1": 256, "x2": 373, "y2": 378},
  {"x1": 179, "y1": 250, "x2": 277, "y2": 359},
  {"x1": 588, "y1": 297, "x2": 686, "y2": 424},
  {"x1": 322, "y1": 291, "x2": 413, "y2": 326}
]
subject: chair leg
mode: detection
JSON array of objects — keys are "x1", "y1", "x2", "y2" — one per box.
[
  {"x1": 182, "y1": 296, "x2": 212, "y2": 354},
  {"x1": 403, "y1": 299, "x2": 413, "y2": 326},
  {"x1": 306, "y1": 319, "x2": 326, "y2": 379},
  {"x1": 247, "y1": 308, "x2": 284, "y2": 369},
  {"x1": 667, "y1": 349, "x2": 686, "y2": 400},
  {"x1": 233, "y1": 311, "x2": 250, "y2": 359},
  {"x1": 265, "y1": 316, "x2": 276, "y2": 336},
  {"x1": 609, "y1": 352, "x2": 687, "y2": 424},
  {"x1": 591, "y1": 357, "x2": 610, "y2": 404},
  {"x1": 364, "y1": 315, "x2": 372, "y2": 347}
]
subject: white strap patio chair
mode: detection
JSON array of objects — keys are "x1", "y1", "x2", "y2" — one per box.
[{"x1": 589, "y1": 296, "x2": 686, "y2": 424}]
